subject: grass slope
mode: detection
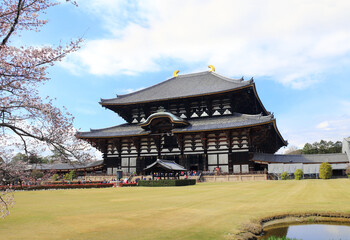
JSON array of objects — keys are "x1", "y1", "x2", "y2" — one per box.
[{"x1": 1, "y1": 179, "x2": 350, "y2": 240}]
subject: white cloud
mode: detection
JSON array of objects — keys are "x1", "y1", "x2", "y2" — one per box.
[
  {"x1": 281, "y1": 114, "x2": 350, "y2": 148},
  {"x1": 118, "y1": 87, "x2": 145, "y2": 94},
  {"x1": 316, "y1": 121, "x2": 331, "y2": 130},
  {"x1": 63, "y1": 0, "x2": 350, "y2": 89}
]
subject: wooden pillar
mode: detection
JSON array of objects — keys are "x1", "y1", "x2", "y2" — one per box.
[
  {"x1": 206, "y1": 98, "x2": 213, "y2": 117},
  {"x1": 184, "y1": 100, "x2": 191, "y2": 119},
  {"x1": 201, "y1": 132, "x2": 208, "y2": 171},
  {"x1": 176, "y1": 134, "x2": 185, "y2": 168},
  {"x1": 132, "y1": 137, "x2": 142, "y2": 173},
  {"x1": 225, "y1": 131, "x2": 233, "y2": 173},
  {"x1": 113, "y1": 139, "x2": 122, "y2": 169}
]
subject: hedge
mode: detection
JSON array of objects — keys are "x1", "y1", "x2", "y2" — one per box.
[
  {"x1": 138, "y1": 179, "x2": 196, "y2": 187},
  {"x1": 119, "y1": 183, "x2": 137, "y2": 187},
  {"x1": 0, "y1": 183, "x2": 114, "y2": 191}
]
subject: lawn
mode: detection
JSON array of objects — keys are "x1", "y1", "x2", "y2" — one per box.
[{"x1": 1, "y1": 179, "x2": 350, "y2": 240}]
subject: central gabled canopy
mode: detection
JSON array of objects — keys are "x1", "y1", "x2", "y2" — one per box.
[
  {"x1": 144, "y1": 159, "x2": 187, "y2": 172},
  {"x1": 139, "y1": 111, "x2": 189, "y2": 130}
]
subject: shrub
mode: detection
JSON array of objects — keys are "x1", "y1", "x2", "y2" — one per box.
[
  {"x1": 294, "y1": 169, "x2": 303, "y2": 180},
  {"x1": 280, "y1": 171, "x2": 288, "y2": 180},
  {"x1": 68, "y1": 170, "x2": 76, "y2": 180},
  {"x1": 51, "y1": 173, "x2": 59, "y2": 181},
  {"x1": 31, "y1": 170, "x2": 44, "y2": 180},
  {"x1": 319, "y1": 162, "x2": 332, "y2": 179},
  {"x1": 138, "y1": 179, "x2": 196, "y2": 187},
  {"x1": 64, "y1": 173, "x2": 71, "y2": 181}
]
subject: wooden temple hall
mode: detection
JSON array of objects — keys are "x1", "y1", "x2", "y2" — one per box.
[{"x1": 77, "y1": 66, "x2": 287, "y2": 174}]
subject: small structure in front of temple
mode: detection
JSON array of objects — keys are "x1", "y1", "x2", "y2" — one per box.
[
  {"x1": 144, "y1": 159, "x2": 186, "y2": 180},
  {"x1": 77, "y1": 66, "x2": 287, "y2": 175}
]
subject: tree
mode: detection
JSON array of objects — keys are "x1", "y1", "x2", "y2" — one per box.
[
  {"x1": 285, "y1": 145, "x2": 303, "y2": 155},
  {"x1": 281, "y1": 171, "x2": 288, "y2": 180},
  {"x1": 68, "y1": 170, "x2": 76, "y2": 180},
  {"x1": 302, "y1": 140, "x2": 342, "y2": 154},
  {"x1": 319, "y1": 162, "x2": 332, "y2": 179},
  {"x1": 0, "y1": 0, "x2": 92, "y2": 218},
  {"x1": 51, "y1": 173, "x2": 59, "y2": 181},
  {"x1": 30, "y1": 169, "x2": 44, "y2": 180},
  {"x1": 11, "y1": 153, "x2": 49, "y2": 164},
  {"x1": 294, "y1": 169, "x2": 303, "y2": 180}
]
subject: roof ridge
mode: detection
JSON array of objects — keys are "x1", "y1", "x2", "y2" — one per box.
[
  {"x1": 101, "y1": 75, "x2": 178, "y2": 102},
  {"x1": 101, "y1": 71, "x2": 248, "y2": 103}
]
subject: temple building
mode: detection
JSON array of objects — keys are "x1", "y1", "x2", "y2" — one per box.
[{"x1": 77, "y1": 66, "x2": 287, "y2": 174}]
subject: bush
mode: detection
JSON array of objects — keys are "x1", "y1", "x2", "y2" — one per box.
[
  {"x1": 138, "y1": 179, "x2": 196, "y2": 187},
  {"x1": 31, "y1": 170, "x2": 44, "y2": 180},
  {"x1": 63, "y1": 170, "x2": 76, "y2": 181},
  {"x1": 51, "y1": 173, "x2": 59, "y2": 181},
  {"x1": 294, "y1": 169, "x2": 303, "y2": 180},
  {"x1": 319, "y1": 162, "x2": 332, "y2": 179},
  {"x1": 64, "y1": 173, "x2": 71, "y2": 181},
  {"x1": 280, "y1": 171, "x2": 288, "y2": 180}
]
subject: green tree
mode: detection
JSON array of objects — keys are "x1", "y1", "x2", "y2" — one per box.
[
  {"x1": 281, "y1": 171, "x2": 288, "y2": 180},
  {"x1": 30, "y1": 170, "x2": 44, "y2": 180},
  {"x1": 11, "y1": 153, "x2": 27, "y2": 163},
  {"x1": 294, "y1": 169, "x2": 303, "y2": 180},
  {"x1": 52, "y1": 173, "x2": 59, "y2": 181},
  {"x1": 11, "y1": 153, "x2": 49, "y2": 164},
  {"x1": 68, "y1": 170, "x2": 76, "y2": 180},
  {"x1": 319, "y1": 162, "x2": 332, "y2": 179},
  {"x1": 64, "y1": 170, "x2": 76, "y2": 181},
  {"x1": 64, "y1": 173, "x2": 71, "y2": 181},
  {"x1": 302, "y1": 140, "x2": 342, "y2": 154}
]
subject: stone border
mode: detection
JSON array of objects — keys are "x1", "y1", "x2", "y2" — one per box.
[{"x1": 229, "y1": 212, "x2": 350, "y2": 240}]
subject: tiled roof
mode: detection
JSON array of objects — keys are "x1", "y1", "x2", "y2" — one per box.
[
  {"x1": 100, "y1": 71, "x2": 252, "y2": 105},
  {"x1": 77, "y1": 113, "x2": 274, "y2": 138},
  {"x1": 30, "y1": 160, "x2": 104, "y2": 171},
  {"x1": 253, "y1": 153, "x2": 349, "y2": 164}
]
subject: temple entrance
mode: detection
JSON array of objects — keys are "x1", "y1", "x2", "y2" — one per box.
[
  {"x1": 186, "y1": 154, "x2": 204, "y2": 172},
  {"x1": 190, "y1": 166, "x2": 198, "y2": 171}
]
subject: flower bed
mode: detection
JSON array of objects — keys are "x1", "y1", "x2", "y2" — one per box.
[{"x1": 0, "y1": 183, "x2": 114, "y2": 191}]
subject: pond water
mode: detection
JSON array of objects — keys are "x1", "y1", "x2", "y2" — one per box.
[{"x1": 260, "y1": 223, "x2": 350, "y2": 240}]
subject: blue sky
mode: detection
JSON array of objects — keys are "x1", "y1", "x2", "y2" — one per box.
[{"x1": 19, "y1": 0, "x2": 350, "y2": 152}]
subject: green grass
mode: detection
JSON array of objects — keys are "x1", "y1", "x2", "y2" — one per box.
[{"x1": 1, "y1": 179, "x2": 350, "y2": 240}]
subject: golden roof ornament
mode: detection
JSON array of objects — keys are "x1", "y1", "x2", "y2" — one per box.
[
  {"x1": 208, "y1": 65, "x2": 215, "y2": 72},
  {"x1": 173, "y1": 70, "x2": 180, "y2": 77}
]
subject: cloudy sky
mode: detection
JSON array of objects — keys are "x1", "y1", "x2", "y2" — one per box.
[{"x1": 20, "y1": 0, "x2": 350, "y2": 152}]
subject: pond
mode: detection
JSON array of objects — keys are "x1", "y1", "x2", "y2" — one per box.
[{"x1": 260, "y1": 223, "x2": 350, "y2": 240}]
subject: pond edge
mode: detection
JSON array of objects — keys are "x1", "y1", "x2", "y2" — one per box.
[{"x1": 230, "y1": 212, "x2": 350, "y2": 240}]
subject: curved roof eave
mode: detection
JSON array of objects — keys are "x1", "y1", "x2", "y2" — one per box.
[
  {"x1": 99, "y1": 71, "x2": 253, "y2": 106},
  {"x1": 100, "y1": 85, "x2": 253, "y2": 106},
  {"x1": 272, "y1": 119, "x2": 288, "y2": 146},
  {"x1": 251, "y1": 82, "x2": 269, "y2": 116}
]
